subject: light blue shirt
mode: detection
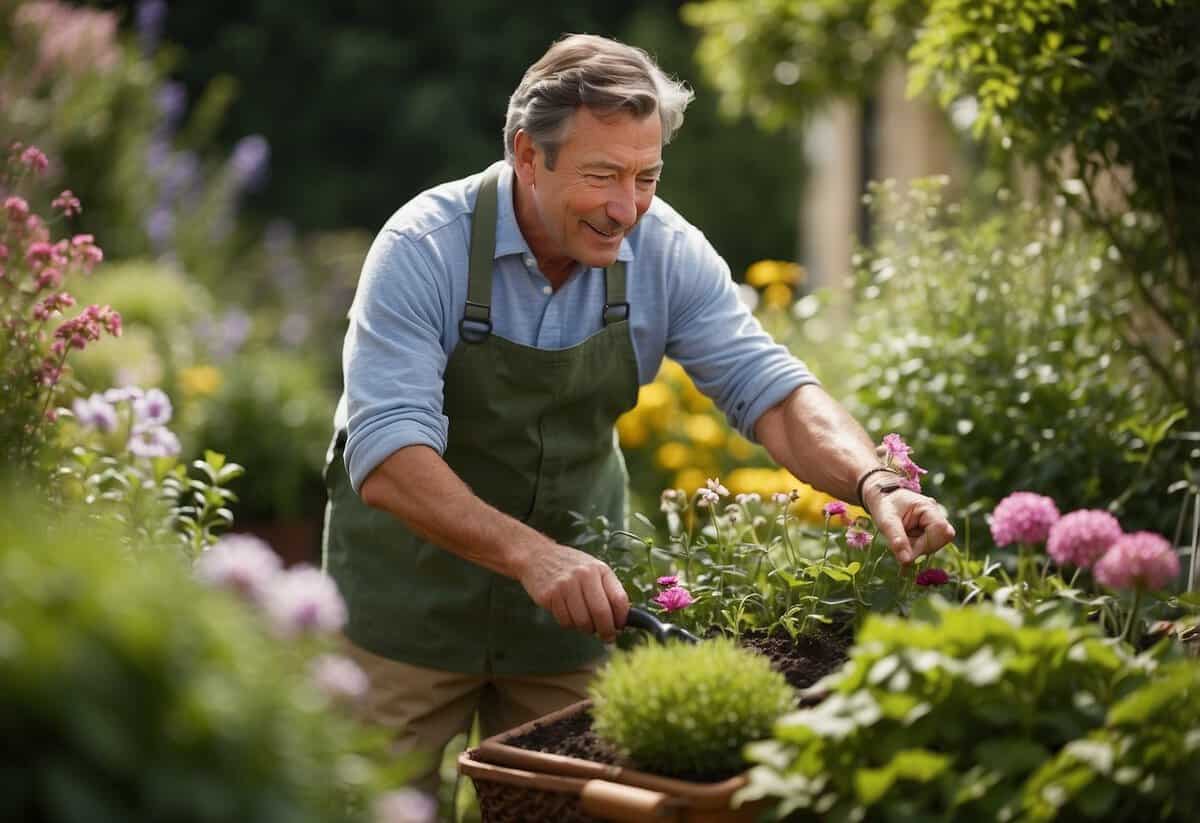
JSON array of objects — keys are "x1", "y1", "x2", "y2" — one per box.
[{"x1": 337, "y1": 161, "x2": 818, "y2": 492}]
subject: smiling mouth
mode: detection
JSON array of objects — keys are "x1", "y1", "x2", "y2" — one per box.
[{"x1": 584, "y1": 222, "x2": 621, "y2": 239}]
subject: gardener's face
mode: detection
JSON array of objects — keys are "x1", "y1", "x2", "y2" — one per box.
[{"x1": 513, "y1": 106, "x2": 662, "y2": 270}]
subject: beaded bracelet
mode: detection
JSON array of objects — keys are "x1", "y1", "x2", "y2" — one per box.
[{"x1": 855, "y1": 466, "x2": 904, "y2": 517}]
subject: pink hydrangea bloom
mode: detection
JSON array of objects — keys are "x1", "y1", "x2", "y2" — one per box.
[
  {"x1": 823, "y1": 500, "x2": 848, "y2": 518},
  {"x1": 1093, "y1": 532, "x2": 1180, "y2": 591},
  {"x1": 263, "y1": 566, "x2": 348, "y2": 635},
  {"x1": 195, "y1": 534, "x2": 282, "y2": 602},
  {"x1": 311, "y1": 654, "x2": 369, "y2": 702},
  {"x1": 656, "y1": 575, "x2": 679, "y2": 588},
  {"x1": 988, "y1": 492, "x2": 1060, "y2": 547},
  {"x1": 653, "y1": 586, "x2": 695, "y2": 612},
  {"x1": 845, "y1": 528, "x2": 872, "y2": 549},
  {"x1": 1046, "y1": 509, "x2": 1123, "y2": 569},
  {"x1": 915, "y1": 568, "x2": 950, "y2": 586},
  {"x1": 374, "y1": 789, "x2": 437, "y2": 823}
]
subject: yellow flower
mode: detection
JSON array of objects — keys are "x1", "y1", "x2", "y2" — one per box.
[
  {"x1": 616, "y1": 411, "x2": 649, "y2": 449},
  {"x1": 674, "y1": 467, "x2": 710, "y2": 497},
  {"x1": 726, "y1": 434, "x2": 758, "y2": 461},
  {"x1": 762, "y1": 282, "x2": 793, "y2": 309},
  {"x1": 655, "y1": 441, "x2": 693, "y2": 471},
  {"x1": 726, "y1": 467, "x2": 801, "y2": 497},
  {"x1": 745, "y1": 260, "x2": 806, "y2": 288},
  {"x1": 636, "y1": 381, "x2": 673, "y2": 413},
  {"x1": 683, "y1": 414, "x2": 726, "y2": 449},
  {"x1": 179, "y1": 365, "x2": 222, "y2": 397}
]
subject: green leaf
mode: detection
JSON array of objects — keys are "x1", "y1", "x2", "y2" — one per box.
[{"x1": 974, "y1": 738, "x2": 1050, "y2": 776}]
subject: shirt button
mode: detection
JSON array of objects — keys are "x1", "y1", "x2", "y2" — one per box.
[
  {"x1": 542, "y1": 285, "x2": 552, "y2": 295},
  {"x1": 523, "y1": 255, "x2": 536, "y2": 269}
]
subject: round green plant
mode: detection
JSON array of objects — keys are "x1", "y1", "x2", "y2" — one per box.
[{"x1": 589, "y1": 638, "x2": 795, "y2": 779}]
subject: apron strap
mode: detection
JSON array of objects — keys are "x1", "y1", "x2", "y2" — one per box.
[
  {"x1": 602, "y1": 259, "x2": 629, "y2": 325},
  {"x1": 461, "y1": 166, "x2": 500, "y2": 343}
]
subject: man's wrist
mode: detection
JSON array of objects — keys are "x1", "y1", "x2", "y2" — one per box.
[{"x1": 855, "y1": 466, "x2": 904, "y2": 517}]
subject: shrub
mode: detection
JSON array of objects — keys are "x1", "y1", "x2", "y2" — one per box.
[
  {"x1": 0, "y1": 493, "x2": 413, "y2": 823},
  {"x1": 589, "y1": 637, "x2": 795, "y2": 779},
  {"x1": 739, "y1": 598, "x2": 1163, "y2": 820}
]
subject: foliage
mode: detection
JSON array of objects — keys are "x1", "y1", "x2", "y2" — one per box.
[
  {"x1": 0, "y1": 493, "x2": 414, "y2": 823},
  {"x1": 908, "y1": 0, "x2": 1200, "y2": 421},
  {"x1": 682, "y1": 0, "x2": 925, "y2": 129},
  {"x1": 1021, "y1": 660, "x2": 1200, "y2": 822},
  {"x1": 785, "y1": 179, "x2": 1182, "y2": 538},
  {"x1": 589, "y1": 637, "x2": 795, "y2": 778},
  {"x1": 737, "y1": 597, "x2": 1173, "y2": 821}
]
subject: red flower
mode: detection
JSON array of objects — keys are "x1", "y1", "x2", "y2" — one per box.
[{"x1": 915, "y1": 568, "x2": 950, "y2": 586}]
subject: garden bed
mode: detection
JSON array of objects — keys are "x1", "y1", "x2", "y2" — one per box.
[{"x1": 460, "y1": 628, "x2": 849, "y2": 821}]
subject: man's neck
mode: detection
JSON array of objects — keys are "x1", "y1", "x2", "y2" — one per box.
[{"x1": 512, "y1": 174, "x2": 575, "y2": 287}]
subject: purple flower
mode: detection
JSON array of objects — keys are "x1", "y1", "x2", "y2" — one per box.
[
  {"x1": 135, "y1": 0, "x2": 167, "y2": 52},
  {"x1": 374, "y1": 789, "x2": 437, "y2": 823},
  {"x1": 1093, "y1": 532, "x2": 1180, "y2": 591},
  {"x1": 845, "y1": 528, "x2": 873, "y2": 549},
  {"x1": 104, "y1": 385, "x2": 144, "y2": 404},
  {"x1": 1047, "y1": 509, "x2": 1123, "y2": 569},
  {"x1": 133, "y1": 387, "x2": 173, "y2": 427},
  {"x1": 656, "y1": 575, "x2": 679, "y2": 588},
  {"x1": 127, "y1": 425, "x2": 181, "y2": 458},
  {"x1": 988, "y1": 492, "x2": 1060, "y2": 547},
  {"x1": 230, "y1": 134, "x2": 270, "y2": 191},
  {"x1": 195, "y1": 534, "x2": 281, "y2": 602},
  {"x1": 72, "y1": 393, "x2": 118, "y2": 432},
  {"x1": 156, "y1": 81, "x2": 187, "y2": 129},
  {"x1": 311, "y1": 654, "x2": 369, "y2": 702},
  {"x1": 263, "y1": 566, "x2": 347, "y2": 636},
  {"x1": 915, "y1": 568, "x2": 950, "y2": 586},
  {"x1": 823, "y1": 500, "x2": 849, "y2": 519},
  {"x1": 653, "y1": 586, "x2": 695, "y2": 612}
]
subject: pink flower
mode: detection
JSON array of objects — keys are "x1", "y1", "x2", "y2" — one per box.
[
  {"x1": 52, "y1": 190, "x2": 82, "y2": 216},
  {"x1": 195, "y1": 534, "x2": 282, "y2": 602},
  {"x1": 20, "y1": 145, "x2": 48, "y2": 174},
  {"x1": 845, "y1": 528, "x2": 873, "y2": 549},
  {"x1": 988, "y1": 492, "x2": 1060, "y2": 547},
  {"x1": 915, "y1": 568, "x2": 950, "y2": 586},
  {"x1": 133, "y1": 387, "x2": 172, "y2": 427},
  {"x1": 656, "y1": 575, "x2": 679, "y2": 588},
  {"x1": 311, "y1": 654, "x2": 369, "y2": 702},
  {"x1": 653, "y1": 586, "x2": 695, "y2": 612},
  {"x1": 1093, "y1": 532, "x2": 1180, "y2": 591},
  {"x1": 374, "y1": 789, "x2": 437, "y2": 823},
  {"x1": 1046, "y1": 509, "x2": 1123, "y2": 569},
  {"x1": 263, "y1": 566, "x2": 348, "y2": 635},
  {"x1": 4, "y1": 195, "x2": 29, "y2": 222},
  {"x1": 881, "y1": 433, "x2": 912, "y2": 459},
  {"x1": 823, "y1": 500, "x2": 849, "y2": 518}
]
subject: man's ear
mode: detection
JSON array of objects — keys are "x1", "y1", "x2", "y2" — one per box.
[{"x1": 512, "y1": 129, "x2": 538, "y2": 186}]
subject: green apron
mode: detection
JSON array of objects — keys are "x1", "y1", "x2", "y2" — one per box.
[{"x1": 322, "y1": 166, "x2": 639, "y2": 675}]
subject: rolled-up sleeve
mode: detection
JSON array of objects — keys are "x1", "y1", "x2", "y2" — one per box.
[
  {"x1": 665, "y1": 230, "x2": 819, "y2": 441},
  {"x1": 343, "y1": 230, "x2": 450, "y2": 492}
]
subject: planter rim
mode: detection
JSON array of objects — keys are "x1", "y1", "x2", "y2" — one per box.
[{"x1": 468, "y1": 698, "x2": 753, "y2": 807}]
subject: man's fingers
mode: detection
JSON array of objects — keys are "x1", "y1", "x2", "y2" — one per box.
[
  {"x1": 563, "y1": 585, "x2": 594, "y2": 635},
  {"x1": 602, "y1": 570, "x2": 630, "y2": 630},
  {"x1": 549, "y1": 593, "x2": 571, "y2": 629},
  {"x1": 875, "y1": 514, "x2": 915, "y2": 564},
  {"x1": 581, "y1": 573, "x2": 616, "y2": 641}
]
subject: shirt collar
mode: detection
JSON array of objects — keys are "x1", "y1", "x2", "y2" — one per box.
[{"x1": 493, "y1": 161, "x2": 634, "y2": 263}]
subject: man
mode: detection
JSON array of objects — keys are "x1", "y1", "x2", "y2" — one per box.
[{"x1": 323, "y1": 33, "x2": 955, "y2": 791}]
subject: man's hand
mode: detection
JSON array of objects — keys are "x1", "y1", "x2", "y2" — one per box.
[
  {"x1": 864, "y1": 484, "x2": 956, "y2": 565},
  {"x1": 516, "y1": 543, "x2": 630, "y2": 643}
]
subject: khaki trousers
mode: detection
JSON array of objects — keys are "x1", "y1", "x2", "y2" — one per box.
[{"x1": 342, "y1": 639, "x2": 601, "y2": 795}]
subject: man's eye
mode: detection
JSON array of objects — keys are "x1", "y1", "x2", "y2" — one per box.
[
  {"x1": 638, "y1": 177, "x2": 659, "y2": 186},
  {"x1": 586, "y1": 173, "x2": 614, "y2": 182}
]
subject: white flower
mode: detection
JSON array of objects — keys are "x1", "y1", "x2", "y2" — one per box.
[
  {"x1": 195, "y1": 534, "x2": 281, "y2": 602},
  {"x1": 72, "y1": 393, "x2": 118, "y2": 432},
  {"x1": 735, "y1": 493, "x2": 761, "y2": 505},
  {"x1": 705, "y1": 477, "x2": 730, "y2": 497},
  {"x1": 696, "y1": 488, "x2": 720, "y2": 508},
  {"x1": 263, "y1": 566, "x2": 347, "y2": 636},
  {"x1": 127, "y1": 425, "x2": 181, "y2": 458},
  {"x1": 103, "y1": 385, "x2": 144, "y2": 404},
  {"x1": 311, "y1": 654, "x2": 369, "y2": 702},
  {"x1": 133, "y1": 387, "x2": 173, "y2": 427},
  {"x1": 771, "y1": 492, "x2": 791, "y2": 506},
  {"x1": 374, "y1": 789, "x2": 437, "y2": 823}
]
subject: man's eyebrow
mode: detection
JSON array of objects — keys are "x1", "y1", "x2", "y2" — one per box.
[{"x1": 579, "y1": 160, "x2": 664, "y2": 175}]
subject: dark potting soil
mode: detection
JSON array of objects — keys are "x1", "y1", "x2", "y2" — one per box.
[{"x1": 503, "y1": 628, "x2": 850, "y2": 783}]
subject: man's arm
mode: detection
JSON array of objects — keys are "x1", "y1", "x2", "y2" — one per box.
[
  {"x1": 755, "y1": 383, "x2": 955, "y2": 563},
  {"x1": 359, "y1": 445, "x2": 629, "y2": 642}
]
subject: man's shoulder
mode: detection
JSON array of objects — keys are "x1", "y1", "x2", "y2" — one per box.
[{"x1": 378, "y1": 164, "x2": 495, "y2": 247}]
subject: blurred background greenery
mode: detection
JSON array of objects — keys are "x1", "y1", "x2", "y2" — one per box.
[{"x1": 2, "y1": 0, "x2": 1196, "y2": 564}]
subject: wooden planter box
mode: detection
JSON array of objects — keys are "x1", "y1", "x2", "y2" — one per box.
[{"x1": 458, "y1": 699, "x2": 766, "y2": 823}]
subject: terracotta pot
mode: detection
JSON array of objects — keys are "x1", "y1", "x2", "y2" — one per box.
[{"x1": 458, "y1": 699, "x2": 766, "y2": 823}]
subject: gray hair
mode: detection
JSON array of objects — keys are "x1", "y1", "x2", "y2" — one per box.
[{"x1": 503, "y1": 34, "x2": 694, "y2": 168}]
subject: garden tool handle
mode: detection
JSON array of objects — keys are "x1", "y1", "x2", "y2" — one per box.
[
  {"x1": 579, "y1": 778, "x2": 678, "y2": 820},
  {"x1": 625, "y1": 606, "x2": 664, "y2": 636}
]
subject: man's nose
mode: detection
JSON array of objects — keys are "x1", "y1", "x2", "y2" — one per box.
[{"x1": 605, "y1": 180, "x2": 637, "y2": 228}]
